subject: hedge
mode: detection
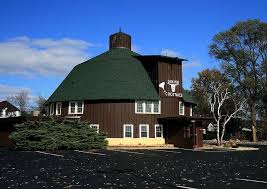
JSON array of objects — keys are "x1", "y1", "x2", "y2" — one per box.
[{"x1": 10, "y1": 119, "x2": 107, "y2": 150}]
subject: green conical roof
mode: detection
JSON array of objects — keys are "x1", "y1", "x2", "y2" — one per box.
[{"x1": 46, "y1": 48, "x2": 160, "y2": 103}]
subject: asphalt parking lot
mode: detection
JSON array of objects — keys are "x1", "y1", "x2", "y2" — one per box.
[{"x1": 0, "y1": 146, "x2": 267, "y2": 189}]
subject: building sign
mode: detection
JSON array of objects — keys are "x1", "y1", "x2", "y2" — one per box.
[{"x1": 159, "y1": 80, "x2": 183, "y2": 97}]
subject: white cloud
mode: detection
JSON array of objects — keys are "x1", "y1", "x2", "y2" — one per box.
[
  {"x1": 131, "y1": 44, "x2": 141, "y2": 53},
  {"x1": 0, "y1": 84, "x2": 31, "y2": 101},
  {"x1": 0, "y1": 36, "x2": 93, "y2": 76},
  {"x1": 160, "y1": 49, "x2": 179, "y2": 57},
  {"x1": 183, "y1": 59, "x2": 201, "y2": 68}
]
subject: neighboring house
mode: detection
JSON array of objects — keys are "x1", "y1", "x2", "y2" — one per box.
[
  {"x1": 46, "y1": 31, "x2": 209, "y2": 148},
  {"x1": 0, "y1": 101, "x2": 21, "y2": 118}
]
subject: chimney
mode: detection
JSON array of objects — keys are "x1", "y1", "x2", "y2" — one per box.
[{"x1": 109, "y1": 29, "x2": 131, "y2": 50}]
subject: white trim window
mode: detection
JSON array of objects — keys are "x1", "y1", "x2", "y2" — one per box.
[
  {"x1": 155, "y1": 124, "x2": 163, "y2": 138},
  {"x1": 139, "y1": 124, "x2": 149, "y2": 138},
  {"x1": 68, "y1": 101, "x2": 84, "y2": 114},
  {"x1": 90, "y1": 124, "x2": 99, "y2": 133},
  {"x1": 123, "y1": 124, "x2": 133, "y2": 138},
  {"x1": 190, "y1": 105, "x2": 193, "y2": 117},
  {"x1": 179, "y1": 101, "x2": 184, "y2": 115},
  {"x1": 135, "y1": 101, "x2": 161, "y2": 114},
  {"x1": 56, "y1": 102, "x2": 62, "y2": 115},
  {"x1": 49, "y1": 103, "x2": 54, "y2": 115}
]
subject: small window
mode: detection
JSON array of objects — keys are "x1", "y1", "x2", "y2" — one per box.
[
  {"x1": 123, "y1": 124, "x2": 133, "y2": 138},
  {"x1": 184, "y1": 127, "x2": 191, "y2": 138},
  {"x1": 190, "y1": 105, "x2": 193, "y2": 117},
  {"x1": 56, "y1": 102, "x2": 62, "y2": 115},
  {"x1": 155, "y1": 124, "x2": 163, "y2": 138},
  {"x1": 179, "y1": 101, "x2": 184, "y2": 115},
  {"x1": 70, "y1": 102, "x2": 76, "y2": 114},
  {"x1": 139, "y1": 124, "x2": 149, "y2": 138},
  {"x1": 68, "y1": 101, "x2": 84, "y2": 114},
  {"x1": 77, "y1": 101, "x2": 83, "y2": 113},
  {"x1": 136, "y1": 101, "x2": 143, "y2": 113},
  {"x1": 49, "y1": 103, "x2": 54, "y2": 115},
  {"x1": 90, "y1": 124, "x2": 99, "y2": 133},
  {"x1": 145, "y1": 102, "x2": 152, "y2": 113},
  {"x1": 153, "y1": 101, "x2": 159, "y2": 113}
]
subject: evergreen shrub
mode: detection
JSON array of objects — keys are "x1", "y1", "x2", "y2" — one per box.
[{"x1": 10, "y1": 119, "x2": 107, "y2": 150}]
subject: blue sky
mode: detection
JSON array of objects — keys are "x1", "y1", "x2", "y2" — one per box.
[{"x1": 0, "y1": 0, "x2": 267, "y2": 104}]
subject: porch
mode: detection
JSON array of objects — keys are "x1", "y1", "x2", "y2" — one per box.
[{"x1": 159, "y1": 116, "x2": 212, "y2": 149}]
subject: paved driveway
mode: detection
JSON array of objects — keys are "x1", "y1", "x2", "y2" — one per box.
[{"x1": 0, "y1": 146, "x2": 267, "y2": 189}]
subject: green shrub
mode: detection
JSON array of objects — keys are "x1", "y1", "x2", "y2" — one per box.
[{"x1": 10, "y1": 119, "x2": 108, "y2": 150}]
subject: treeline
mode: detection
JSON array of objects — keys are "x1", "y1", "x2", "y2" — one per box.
[{"x1": 191, "y1": 19, "x2": 267, "y2": 141}]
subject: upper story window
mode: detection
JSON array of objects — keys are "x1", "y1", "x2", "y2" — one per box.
[
  {"x1": 56, "y1": 102, "x2": 62, "y2": 115},
  {"x1": 135, "y1": 101, "x2": 161, "y2": 114},
  {"x1": 68, "y1": 101, "x2": 84, "y2": 114},
  {"x1": 190, "y1": 105, "x2": 193, "y2": 117},
  {"x1": 49, "y1": 103, "x2": 54, "y2": 115},
  {"x1": 179, "y1": 101, "x2": 184, "y2": 115}
]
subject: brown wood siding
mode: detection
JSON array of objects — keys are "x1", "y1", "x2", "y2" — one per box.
[
  {"x1": 141, "y1": 59, "x2": 159, "y2": 93},
  {"x1": 158, "y1": 61, "x2": 182, "y2": 97},
  {"x1": 80, "y1": 100, "x2": 160, "y2": 138}
]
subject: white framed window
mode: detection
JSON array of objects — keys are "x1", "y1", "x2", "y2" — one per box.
[
  {"x1": 155, "y1": 124, "x2": 163, "y2": 138},
  {"x1": 179, "y1": 101, "x2": 184, "y2": 115},
  {"x1": 190, "y1": 105, "x2": 193, "y2": 117},
  {"x1": 145, "y1": 102, "x2": 152, "y2": 113},
  {"x1": 56, "y1": 102, "x2": 62, "y2": 115},
  {"x1": 123, "y1": 124, "x2": 133, "y2": 138},
  {"x1": 90, "y1": 124, "x2": 99, "y2": 133},
  {"x1": 49, "y1": 103, "x2": 54, "y2": 115},
  {"x1": 136, "y1": 101, "x2": 143, "y2": 113},
  {"x1": 139, "y1": 124, "x2": 149, "y2": 138},
  {"x1": 153, "y1": 101, "x2": 160, "y2": 113},
  {"x1": 68, "y1": 101, "x2": 84, "y2": 114},
  {"x1": 135, "y1": 101, "x2": 161, "y2": 114}
]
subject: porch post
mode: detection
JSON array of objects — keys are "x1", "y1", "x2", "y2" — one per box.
[{"x1": 191, "y1": 120, "x2": 196, "y2": 148}]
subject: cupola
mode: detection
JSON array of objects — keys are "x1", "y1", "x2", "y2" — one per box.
[{"x1": 109, "y1": 29, "x2": 131, "y2": 50}]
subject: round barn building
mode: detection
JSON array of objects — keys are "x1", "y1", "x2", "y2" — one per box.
[{"x1": 46, "y1": 31, "x2": 205, "y2": 148}]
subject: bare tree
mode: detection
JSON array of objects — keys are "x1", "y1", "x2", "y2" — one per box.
[
  {"x1": 7, "y1": 90, "x2": 30, "y2": 115},
  {"x1": 35, "y1": 96, "x2": 47, "y2": 114},
  {"x1": 208, "y1": 85, "x2": 246, "y2": 145}
]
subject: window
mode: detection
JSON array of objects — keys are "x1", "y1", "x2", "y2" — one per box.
[
  {"x1": 90, "y1": 124, "x2": 99, "y2": 133},
  {"x1": 70, "y1": 102, "x2": 76, "y2": 114},
  {"x1": 153, "y1": 101, "x2": 160, "y2": 113},
  {"x1": 56, "y1": 102, "x2": 62, "y2": 115},
  {"x1": 139, "y1": 124, "x2": 149, "y2": 138},
  {"x1": 136, "y1": 101, "x2": 143, "y2": 113},
  {"x1": 123, "y1": 124, "x2": 133, "y2": 138},
  {"x1": 190, "y1": 105, "x2": 193, "y2": 117},
  {"x1": 49, "y1": 103, "x2": 54, "y2": 115},
  {"x1": 68, "y1": 101, "x2": 84, "y2": 114},
  {"x1": 155, "y1": 124, "x2": 163, "y2": 138},
  {"x1": 179, "y1": 101, "x2": 184, "y2": 115},
  {"x1": 184, "y1": 127, "x2": 191, "y2": 138},
  {"x1": 135, "y1": 101, "x2": 161, "y2": 114},
  {"x1": 145, "y1": 102, "x2": 152, "y2": 113}
]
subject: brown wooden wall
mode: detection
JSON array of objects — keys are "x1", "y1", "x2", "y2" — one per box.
[
  {"x1": 49, "y1": 59, "x2": 195, "y2": 139},
  {"x1": 52, "y1": 99, "x2": 193, "y2": 138},
  {"x1": 158, "y1": 61, "x2": 182, "y2": 97}
]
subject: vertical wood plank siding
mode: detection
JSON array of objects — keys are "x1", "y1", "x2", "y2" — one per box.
[{"x1": 52, "y1": 60, "x2": 194, "y2": 140}]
